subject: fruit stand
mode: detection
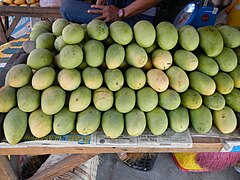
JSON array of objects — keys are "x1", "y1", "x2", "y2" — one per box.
[{"x1": 0, "y1": 15, "x2": 240, "y2": 179}]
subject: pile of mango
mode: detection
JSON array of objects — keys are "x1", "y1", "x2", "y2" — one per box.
[
  {"x1": 0, "y1": 18, "x2": 240, "y2": 145},
  {"x1": 1, "y1": 0, "x2": 39, "y2": 6}
]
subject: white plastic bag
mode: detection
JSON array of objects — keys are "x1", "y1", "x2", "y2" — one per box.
[{"x1": 40, "y1": 0, "x2": 62, "y2": 7}]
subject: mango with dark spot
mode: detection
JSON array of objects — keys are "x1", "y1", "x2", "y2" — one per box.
[
  {"x1": 146, "y1": 107, "x2": 168, "y2": 135},
  {"x1": 190, "y1": 105, "x2": 212, "y2": 134},
  {"x1": 3, "y1": 108, "x2": 27, "y2": 145},
  {"x1": 125, "y1": 108, "x2": 146, "y2": 136},
  {"x1": 54, "y1": 107, "x2": 76, "y2": 135},
  {"x1": 168, "y1": 106, "x2": 189, "y2": 133},
  {"x1": 213, "y1": 106, "x2": 237, "y2": 134},
  {"x1": 102, "y1": 108, "x2": 124, "y2": 138},
  {"x1": 29, "y1": 108, "x2": 52, "y2": 138},
  {"x1": 76, "y1": 106, "x2": 101, "y2": 135},
  {"x1": 0, "y1": 86, "x2": 16, "y2": 113}
]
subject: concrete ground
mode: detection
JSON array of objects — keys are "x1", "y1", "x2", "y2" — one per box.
[{"x1": 96, "y1": 153, "x2": 240, "y2": 180}]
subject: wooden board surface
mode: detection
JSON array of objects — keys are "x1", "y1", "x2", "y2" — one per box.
[
  {"x1": 28, "y1": 154, "x2": 96, "y2": 180},
  {"x1": 0, "y1": 138, "x2": 223, "y2": 155},
  {"x1": 0, "y1": 156, "x2": 18, "y2": 180},
  {"x1": 0, "y1": 6, "x2": 61, "y2": 18}
]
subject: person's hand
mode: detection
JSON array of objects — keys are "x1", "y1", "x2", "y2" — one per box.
[
  {"x1": 96, "y1": 0, "x2": 106, "y2": 5},
  {"x1": 88, "y1": 4, "x2": 120, "y2": 22}
]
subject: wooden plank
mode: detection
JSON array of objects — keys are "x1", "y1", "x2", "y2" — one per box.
[
  {"x1": 0, "y1": 6, "x2": 61, "y2": 18},
  {"x1": 5, "y1": 16, "x2": 21, "y2": 38},
  {"x1": 28, "y1": 154, "x2": 96, "y2": 180},
  {"x1": 0, "y1": 140, "x2": 223, "y2": 155},
  {"x1": 0, "y1": 156, "x2": 18, "y2": 180},
  {"x1": 0, "y1": 18, "x2": 7, "y2": 43},
  {"x1": 4, "y1": 15, "x2": 9, "y2": 29},
  {"x1": 0, "y1": 16, "x2": 7, "y2": 31}
]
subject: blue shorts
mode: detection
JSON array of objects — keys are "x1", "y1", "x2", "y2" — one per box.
[{"x1": 60, "y1": 0, "x2": 155, "y2": 27}]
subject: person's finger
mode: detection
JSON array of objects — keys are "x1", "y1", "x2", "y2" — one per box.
[
  {"x1": 95, "y1": 15, "x2": 106, "y2": 20},
  {"x1": 87, "y1": 9, "x2": 104, "y2": 14},
  {"x1": 96, "y1": 0, "x2": 105, "y2": 5},
  {"x1": 91, "y1": 4, "x2": 105, "y2": 9}
]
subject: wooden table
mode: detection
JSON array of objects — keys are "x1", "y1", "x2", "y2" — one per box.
[{"x1": 0, "y1": 6, "x2": 61, "y2": 43}]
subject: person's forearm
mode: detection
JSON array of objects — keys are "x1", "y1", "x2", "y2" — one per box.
[{"x1": 123, "y1": 0, "x2": 160, "y2": 18}]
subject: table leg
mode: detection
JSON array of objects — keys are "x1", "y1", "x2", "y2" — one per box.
[{"x1": 0, "y1": 155, "x2": 18, "y2": 180}]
